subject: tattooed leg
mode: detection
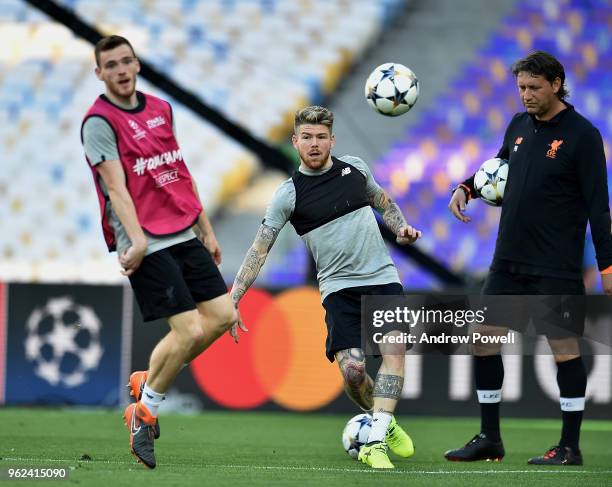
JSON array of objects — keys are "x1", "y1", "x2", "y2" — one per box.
[
  {"x1": 373, "y1": 339, "x2": 405, "y2": 414},
  {"x1": 335, "y1": 348, "x2": 374, "y2": 411},
  {"x1": 363, "y1": 360, "x2": 404, "y2": 444},
  {"x1": 373, "y1": 373, "x2": 404, "y2": 408}
]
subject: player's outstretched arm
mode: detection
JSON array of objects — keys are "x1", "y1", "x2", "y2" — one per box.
[
  {"x1": 96, "y1": 159, "x2": 148, "y2": 276},
  {"x1": 369, "y1": 186, "x2": 421, "y2": 244},
  {"x1": 231, "y1": 224, "x2": 279, "y2": 303},
  {"x1": 228, "y1": 224, "x2": 280, "y2": 342}
]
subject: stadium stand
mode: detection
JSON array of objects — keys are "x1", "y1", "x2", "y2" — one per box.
[
  {"x1": 0, "y1": 0, "x2": 406, "y2": 283},
  {"x1": 267, "y1": 0, "x2": 612, "y2": 289}
]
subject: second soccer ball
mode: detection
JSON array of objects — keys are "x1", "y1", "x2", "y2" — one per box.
[
  {"x1": 474, "y1": 157, "x2": 509, "y2": 206},
  {"x1": 365, "y1": 62, "x2": 419, "y2": 116}
]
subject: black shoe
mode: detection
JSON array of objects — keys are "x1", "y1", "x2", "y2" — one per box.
[
  {"x1": 527, "y1": 445, "x2": 583, "y2": 466},
  {"x1": 444, "y1": 433, "x2": 505, "y2": 462}
]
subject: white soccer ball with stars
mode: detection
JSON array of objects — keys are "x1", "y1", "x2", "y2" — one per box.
[
  {"x1": 365, "y1": 62, "x2": 419, "y2": 116},
  {"x1": 24, "y1": 297, "x2": 104, "y2": 388},
  {"x1": 474, "y1": 157, "x2": 509, "y2": 206},
  {"x1": 342, "y1": 413, "x2": 372, "y2": 459}
]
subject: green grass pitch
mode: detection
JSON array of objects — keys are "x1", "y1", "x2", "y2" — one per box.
[{"x1": 1, "y1": 408, "x2": 611, "y2": 486}]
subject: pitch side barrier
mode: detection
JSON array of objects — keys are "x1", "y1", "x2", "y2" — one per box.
[
  {"x1": 25, "y1": 0, "x2": 465, "y2": 288},
  {"x1": 130, "y1": 287, "x2": 612, "y2": 419},
  {"x1": 1, "y1": 283, "x2": 611, "y2": 418}
]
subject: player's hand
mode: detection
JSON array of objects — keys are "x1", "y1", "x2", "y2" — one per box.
[
  {"x1": 201, "y1": 233, "x2": 222, "y2": 265},
  {"x1": 448, "y1": 189, "x2": 471, "y2": 223},
  {"x1": 119, "y1": 242, "x2": 147, "y2": 276},
  {"x1": 396, "y1": 225, "x2": 421, "y2": 245},
  {"x1": 229, "y1": 309, "x2": 249, "y2": 344},
  {"x1": 602, "y1": 273, "x2": 612, "y2": 296}
]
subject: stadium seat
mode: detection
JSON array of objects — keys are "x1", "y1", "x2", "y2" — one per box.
[
  {"x1": 0, "y1": 0, "x2": 405, "y2": 282},
  {"x1": 366, "y1": 0, "x2": 612, "y2": 287}
]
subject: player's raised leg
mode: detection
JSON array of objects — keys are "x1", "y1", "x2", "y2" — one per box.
[
  {"x1": 126, "y1": 301, "x2": 237, "y2": 468},
  {"x1": 145, "y1": 299, "x2": 237, "y2": 393},
  {"x1": 125, "y1": 309, "x2": 205, "y2": 468},
  {"x1": 193, "y1": 293, "x2": 238, "y2": 359},
  {"x1": 335, "y1": 348, "x2": 374, "y2": 412}
]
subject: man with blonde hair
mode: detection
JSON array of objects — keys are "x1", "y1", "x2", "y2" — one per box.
[{"x1": 230, "y1": 106, "x2": 421, "y2": 469}]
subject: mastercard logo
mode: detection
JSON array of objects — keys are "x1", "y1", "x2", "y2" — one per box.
[{"x1": 190, "y1": 287, "x2": 344, "y2": 411}]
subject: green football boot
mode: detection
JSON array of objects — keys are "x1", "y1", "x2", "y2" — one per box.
[
  {"x1": 386, "y1": 416, "x2": 415, "y2": 458},
  {"x1": 358, "y1": 442, "x2": 395, "y2": 469}
]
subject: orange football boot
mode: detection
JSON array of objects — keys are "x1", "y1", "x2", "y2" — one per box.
[{"x1": 127, "y1": 371, "x2": 160, "y2": 439}]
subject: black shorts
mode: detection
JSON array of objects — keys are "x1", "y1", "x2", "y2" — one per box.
[
  {"x1": 322, "y1": 282, "x2": 403, "y2": 362},
  {"x1": 482, "y1": 270, "x2": 585, "y2": 339},
  {"x1": 129, "y1": 238, "x2": 228, "y2": 322}
]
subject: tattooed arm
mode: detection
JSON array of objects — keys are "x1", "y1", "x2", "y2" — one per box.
[
  {"x1": 231, "y1": 223, "x2": 280, "y2": 306},
  {"x1": 368, "y1": 185, "x2": 422, "y2": 245},
  {"x1": 228, "y1": 179, "x2": 293, "y2": 343},
  {"x1": 227, "y1": 224, "x2": 280, "y2": 343}
]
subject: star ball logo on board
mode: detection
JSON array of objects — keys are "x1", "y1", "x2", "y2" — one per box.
[
  {"x1": 24, "y1": 297, "x2": 104, "y2": 388},
  {"x1": 190, "y1": 287, "x2": 344, "y2": 411}
]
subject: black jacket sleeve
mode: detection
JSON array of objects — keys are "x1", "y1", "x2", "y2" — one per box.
[
  {"x1": 462, "y1": 174, "x2": 477, "y2": 199},
  {"x1": 576, "y1": 126, "x2": 612, "y2": 271}
]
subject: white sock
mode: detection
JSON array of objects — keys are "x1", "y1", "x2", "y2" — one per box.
[
  {"x1": 368, "y1": 412, "x2": 393, "y2": 444},
  {"x1": 141, "y1": 383, "x2": 165, "y2": 417}
]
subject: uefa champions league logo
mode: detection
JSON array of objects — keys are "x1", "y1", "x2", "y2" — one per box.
[{"x1": 24, "y1": 297, "x2": 104, "y2": 388}]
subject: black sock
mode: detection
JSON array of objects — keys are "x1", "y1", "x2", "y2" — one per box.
[
  {"x1": 557, "y1": 357, "x2": 586, "y2": 451},
  {"x1": 475, "y1": 355, "x2": 504, "y2": 442}
]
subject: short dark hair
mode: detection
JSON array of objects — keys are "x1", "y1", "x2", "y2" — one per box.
[
  {"x1": 94, "y1": 35, "x2": 136, "y2": 67},
  {"x1": 294, "y1": 106, "x2": 334, "y2": 133},
  {"x1": 511, "y1": 50, "x2": 568, "y2": 99}
]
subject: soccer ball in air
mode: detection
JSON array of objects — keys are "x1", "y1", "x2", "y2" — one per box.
[
  {"x1": 342, "y1": 413, "x2": 372, "y2": 459},
  {"x1": 474, "y1": 158, "x2": 509, "y2": 206},
  {"x1": 365, "y1": 62, "x2": 419, "y2": 116},
  {"x1": 24, "y1": 297, "x2": 104, "y2": 388}
]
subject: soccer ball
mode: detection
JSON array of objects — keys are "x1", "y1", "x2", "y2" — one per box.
[
  {"x1": 365, "y1": 62, "x2": 419, "y2": 116},
  {"x1": 473, "y1": 157, "x2": 509, "y2": 206},
  {"x1": 342, "y1": 413, "x2": 372, "y2": 459},
  {"x1": 24, "y1": 297, "x2": 104, "y2": 388}
]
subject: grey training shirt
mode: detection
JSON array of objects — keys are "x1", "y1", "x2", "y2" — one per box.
[{"x1": 264, "y1": 155, "x2": 400, "y2": 301}]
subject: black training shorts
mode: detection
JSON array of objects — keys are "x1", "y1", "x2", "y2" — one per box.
[
  {"x1": 129, "y1": 238, "x2": 228, "y2": 321},
  {"x1": 482, "y1": 269, "x2": 585, "y2": 339},
  {"x1": 322, "y1": 282, "x2": 404, "y2": 362}
]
